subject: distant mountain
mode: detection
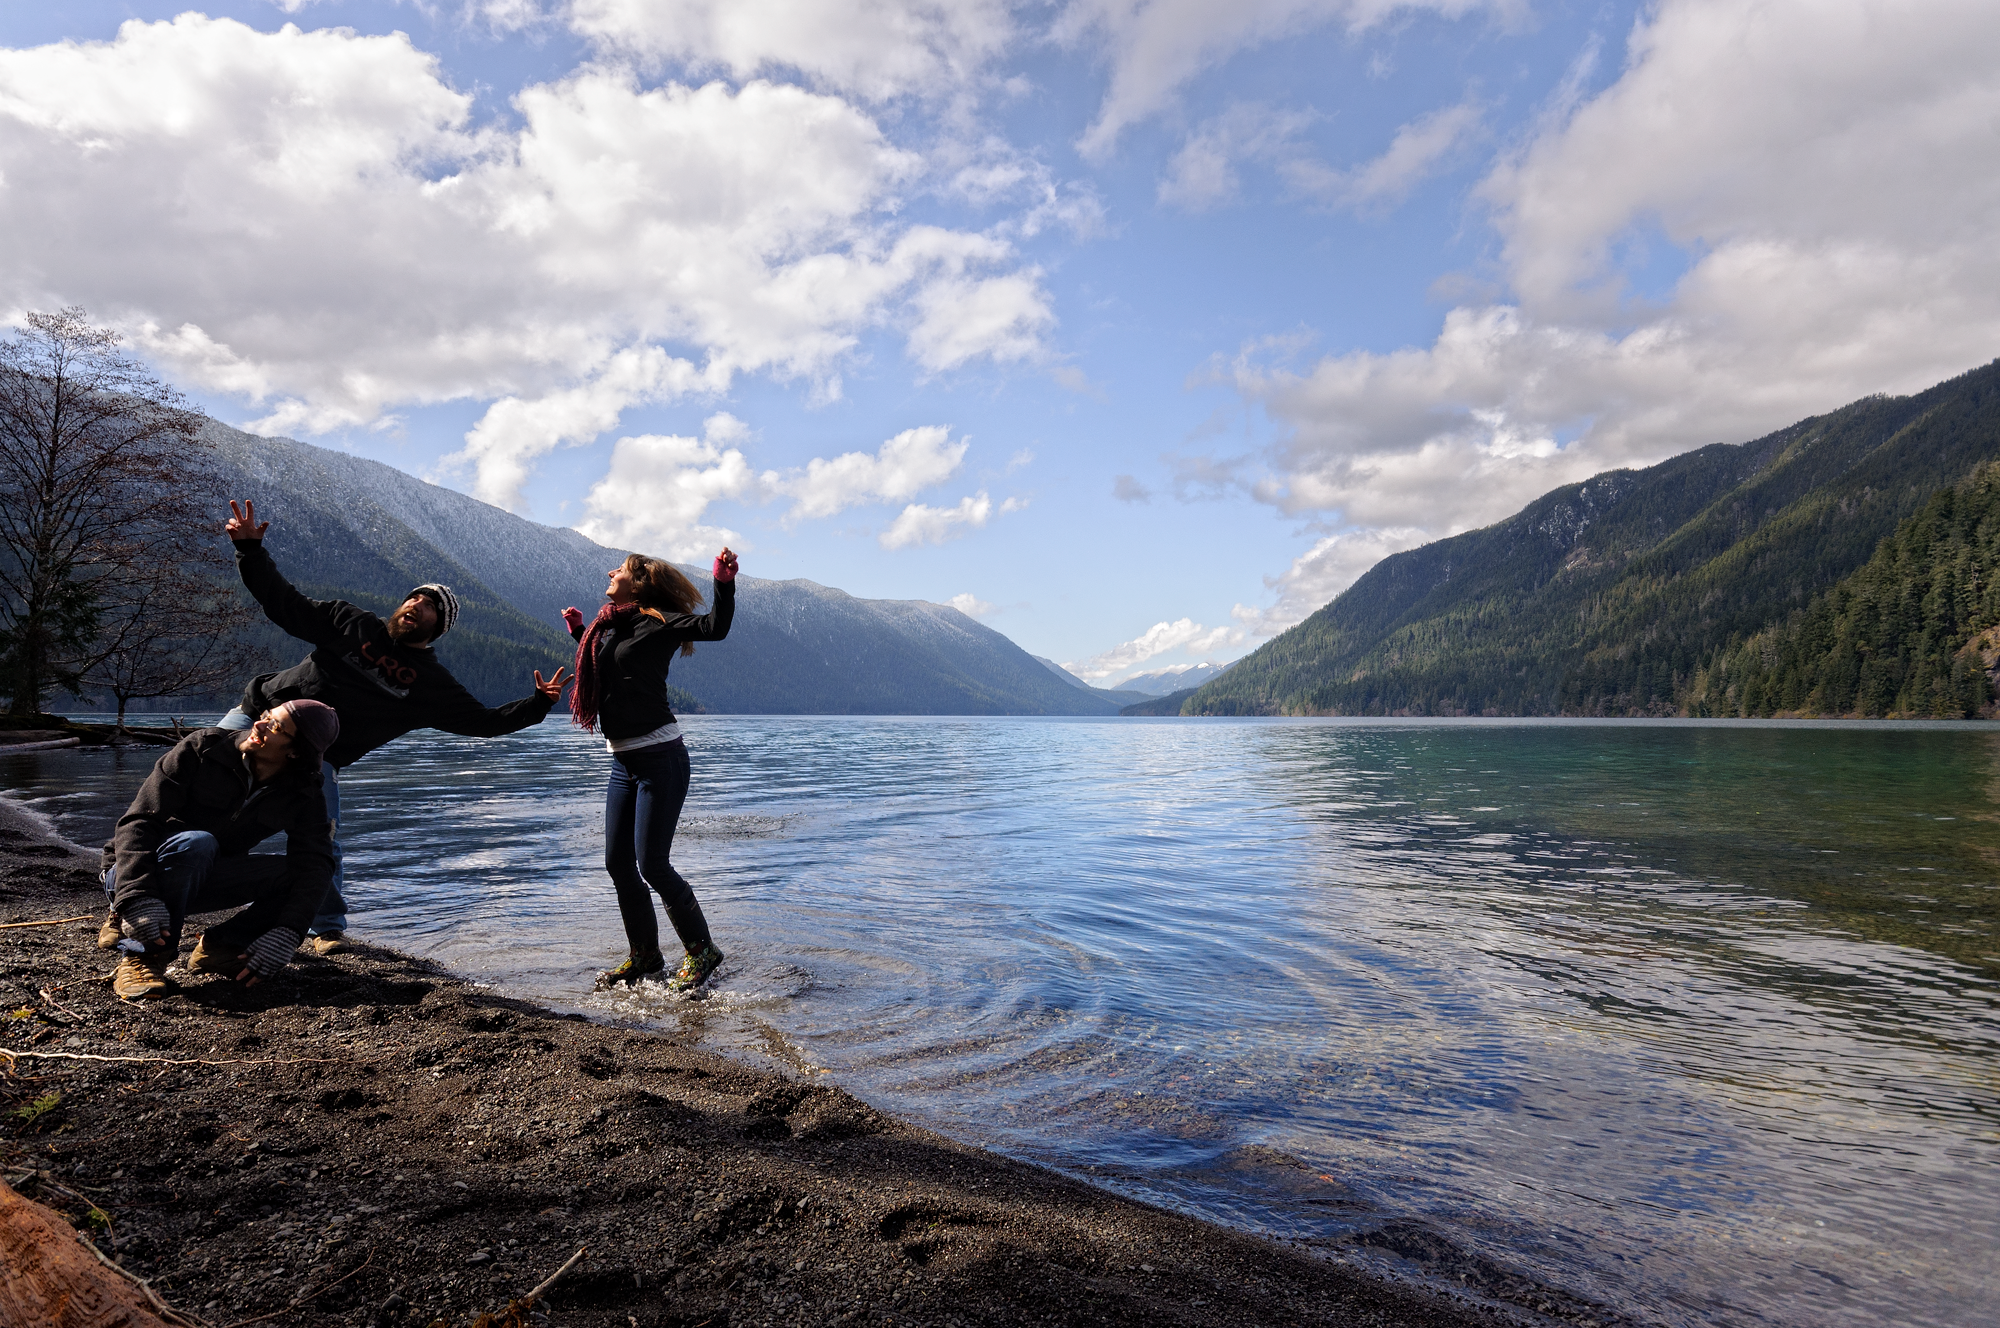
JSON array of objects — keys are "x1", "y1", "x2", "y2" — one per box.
[
  {"x1": 1033, "y1": 655, "x2": 1093, "y2": 689},
  {"x1": 1186, "y1": 358, "x2": 2000, "y2": 717},
  {"x1": 1112, "y1": 661, "x2": 1237, "y2": 696},
  {"x1": 1030, "y1": 653, "x2": 1158, "y2": 705},
  {"x1": 183, "y1": 420, "x2": 1121, "y2": 716}
]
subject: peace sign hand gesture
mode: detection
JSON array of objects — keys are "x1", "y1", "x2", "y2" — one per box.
[{"x1": 226, "y1": 499, "x2": 270, "y2": 542}]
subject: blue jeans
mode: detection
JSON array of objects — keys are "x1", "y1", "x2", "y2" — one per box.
[
  {"x1": 605, "y1": 739, "x2": 711, "y2": 956},
  {"x1": 219, "y1": 706, "x2": 346, "y2": 934},
  {"x1": 102, "y1": 831, "x2": 291, "y2": 951}
]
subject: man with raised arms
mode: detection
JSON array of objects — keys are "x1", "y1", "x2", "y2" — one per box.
[{"x1": 217, "y1": 499, "x2": 569, "y2": 950}]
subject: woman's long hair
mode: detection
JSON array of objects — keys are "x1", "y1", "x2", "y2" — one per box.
[{"x1": 622, "y1": 553, "x2": 704, "y2": 657}]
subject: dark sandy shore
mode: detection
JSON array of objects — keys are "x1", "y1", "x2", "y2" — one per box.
[{"x1": 0, "y1": 803, "x2": 1542, "y2": 1328}]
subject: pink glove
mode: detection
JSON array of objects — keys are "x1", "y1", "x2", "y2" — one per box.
[
  {"x1": 561, "y1": 606, "x2": 585, "y2": 632},
  {"x1": 712, "y1": 549, "x2": 738, "y2": 584}
]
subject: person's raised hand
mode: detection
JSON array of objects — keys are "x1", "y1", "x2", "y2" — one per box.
[
  {"x1": 534, "y1": 667, "x2": 571, "y2": 700},
  {"x1": 561, "y1": 606, "x2": 585, "y2": 633},
  {"x1": 225, "y1": 499, "x2": 270, "y2": 542},
  {"x1": 712, "y1": 547, "x2": 738, "y2": 583}
]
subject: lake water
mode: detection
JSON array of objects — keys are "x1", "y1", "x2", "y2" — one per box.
[{"x1": 7, "y1": 715, "x2": 1996, "y2": 1328}]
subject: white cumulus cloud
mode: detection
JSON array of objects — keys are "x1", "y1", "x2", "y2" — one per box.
[
  {"x1": 572, "y1": 417, "x2": 1011, "y2": 557},
  {"x1": 777, "y1": 425, "x2": 970, "y2": 521},
  {"x1": 1064, "y1": 617, "x2": 1243, "y2": 682},
  {"x1": 899, "y1": 229, "x2": 1056, "y2": 371},
  {"x1": 574, "y1": 413, "x2": 761, "y2": 560},
  {"x1": 0, "y1": 16, "x2": 1056, "y2": 509},
  {"x1": 946, "y1": 592, "x2": 997, "y2": 618},
  {"x1": 567, "y1": 0, "x2": 1019, "y2": 101},
  {"x1": 448, "y1": 349, "x2": 728, "y2": 510},
  {"x1": 879, "y1": 492, "x2": 1002, "y2": 548}
]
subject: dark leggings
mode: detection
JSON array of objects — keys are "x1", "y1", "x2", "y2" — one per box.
[{"x1": 604, "y1": 738, "x2": 711, "y2": 956}]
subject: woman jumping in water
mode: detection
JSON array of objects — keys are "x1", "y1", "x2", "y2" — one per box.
[{"x1": 564, "y1": 548, "x2": 737, "y2": 991}]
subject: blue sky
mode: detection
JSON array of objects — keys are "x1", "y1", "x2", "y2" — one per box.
[{"x1": 3, "y1": 1, "x2": 1996, "y2": 682}]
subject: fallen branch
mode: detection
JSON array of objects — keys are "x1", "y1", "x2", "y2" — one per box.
[
  {"x1": 468, "y1": 1246, "x2": 589, "y2": 1328},
  {"x1": 526, "y1": 1245, "x2": 587, "y2": 1304},
  {"x1": 222, "y1": 1247, "x2": 374, "y2": 1328},
  {"x1": 2, "y1": 1049, "x2": 374, "y2": 1070},
  {"x1": 38, "y1": 988, "x2": 84, "y2": 1023},
  {"x1": 40, "y1": 1179, "x2": 114, "y2": 1242},
  {"x1": 0, "y1": 915, "x2": 91, "y2": 930},
  {"x1": 72, "y1": 1225, "x2": 206, "y2": 1327}
]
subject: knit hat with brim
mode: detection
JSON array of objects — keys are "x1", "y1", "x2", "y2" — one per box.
[
  {"x1": 283, "y1": 699, "x2": 340, "y2": 771},
  {"x1": 406, "y1": 583, "x2": 459, "y2": 642}
]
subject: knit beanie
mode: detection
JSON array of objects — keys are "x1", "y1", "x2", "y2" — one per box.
[
  {"x1": 406, "y1": 583, "x2": 459, "y2": 642},
  {"x1": 284, "y1": 699, "x2": 341, "y2": 771}
]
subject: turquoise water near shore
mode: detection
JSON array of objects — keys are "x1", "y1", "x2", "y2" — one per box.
[{"x1": 8, "y1": 715, "x2": 1997, "y2": 1327}]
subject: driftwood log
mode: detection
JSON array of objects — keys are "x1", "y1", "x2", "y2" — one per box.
[{"x1": 0, "y1": 1180, "x2": 171, "y2": 1328}]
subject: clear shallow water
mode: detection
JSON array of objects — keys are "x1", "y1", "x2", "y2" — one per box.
[{"x1": 7, "y1": 715, "x2": 1997, "y2": 1328}]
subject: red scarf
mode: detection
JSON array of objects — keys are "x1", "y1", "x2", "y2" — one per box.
[{"x1": 570, "y1": 602, "x2": 644, "y2": 732}]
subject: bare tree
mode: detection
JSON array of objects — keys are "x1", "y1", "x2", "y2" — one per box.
[
  {"x1": 82, "y1": 560, "x2": 271, "y2": 733},
  {"x1": 0, "y1": 308, "x2": 210, "y2": 716}
]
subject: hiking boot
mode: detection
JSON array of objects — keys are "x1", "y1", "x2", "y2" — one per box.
[
  {"x1": 112, "y1": 954, "x2": 174, "y2": 1001},
  {"x1": 188, "y1": 935, "x2": 246, "y2": 976},
  {"x1": 594, "y1": 950, "x2": 666, "y2": 990},
  {"x1": 666, "y1": 942, "x2": 724, "y2": 992},
  {"x1": 96, "y1": 909, "x2": 122, "y2": 951},
  {"x1": 307, "y1": 931, "x2": 348, "y2": 957}
]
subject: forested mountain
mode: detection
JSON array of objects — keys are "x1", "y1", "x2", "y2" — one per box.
[
  {"x1": 109, "y1": 420, "x2": 1119, "y2": 716},
  {"x1": 1187, "y1": 358, "x2": 2000, "y2": 718},
  {"x1": 1119, "y1": 685, "x2": 1203, "y2": 717},
  {"x1": 1692, "y1": 462, "x2": 2000, "y2": 717}
]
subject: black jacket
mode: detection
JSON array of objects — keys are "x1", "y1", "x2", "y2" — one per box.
[
  {"x1": 234, "y1": 539, "x2": 556, "y2": 768},
  {"x1": 103, "y1": 729, "x2": 334, "y2": 936},
  {"x1": 570, "y1": 582, "x2": 734, "y2": 740}
]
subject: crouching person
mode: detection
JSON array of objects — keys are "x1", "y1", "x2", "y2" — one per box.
[{"x1": 101, "y1": 700, "x2": 341, "y2": 1001}]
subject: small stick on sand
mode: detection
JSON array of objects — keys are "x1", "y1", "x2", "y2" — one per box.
[
  {"x1": 224, "y1": 1248, "x2": 375, "y2": 1327},
  {"x1": 1, "y1": 1050, "x2": 373, "y2": 1070},
  {"x1": 525, "y1": 1245, "x2": 587, "y2": 1304},
  {"x1": 0, "y1": 914, "x2": 91, "y2": 929},
  {"x1": 48, "y1": 1183, "x2": 116, "y2": 1244},
  {"x1": 71, "y1": 1224, "x2": 205, "y2": 1327},
  {"x1": 469, "y1": 1247, "x2": 590, "y2": 1328}
]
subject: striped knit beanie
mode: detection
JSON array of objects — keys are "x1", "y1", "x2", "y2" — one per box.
[{"x1": 406, "y1": 583, "x2": 459, "y2": 642}]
